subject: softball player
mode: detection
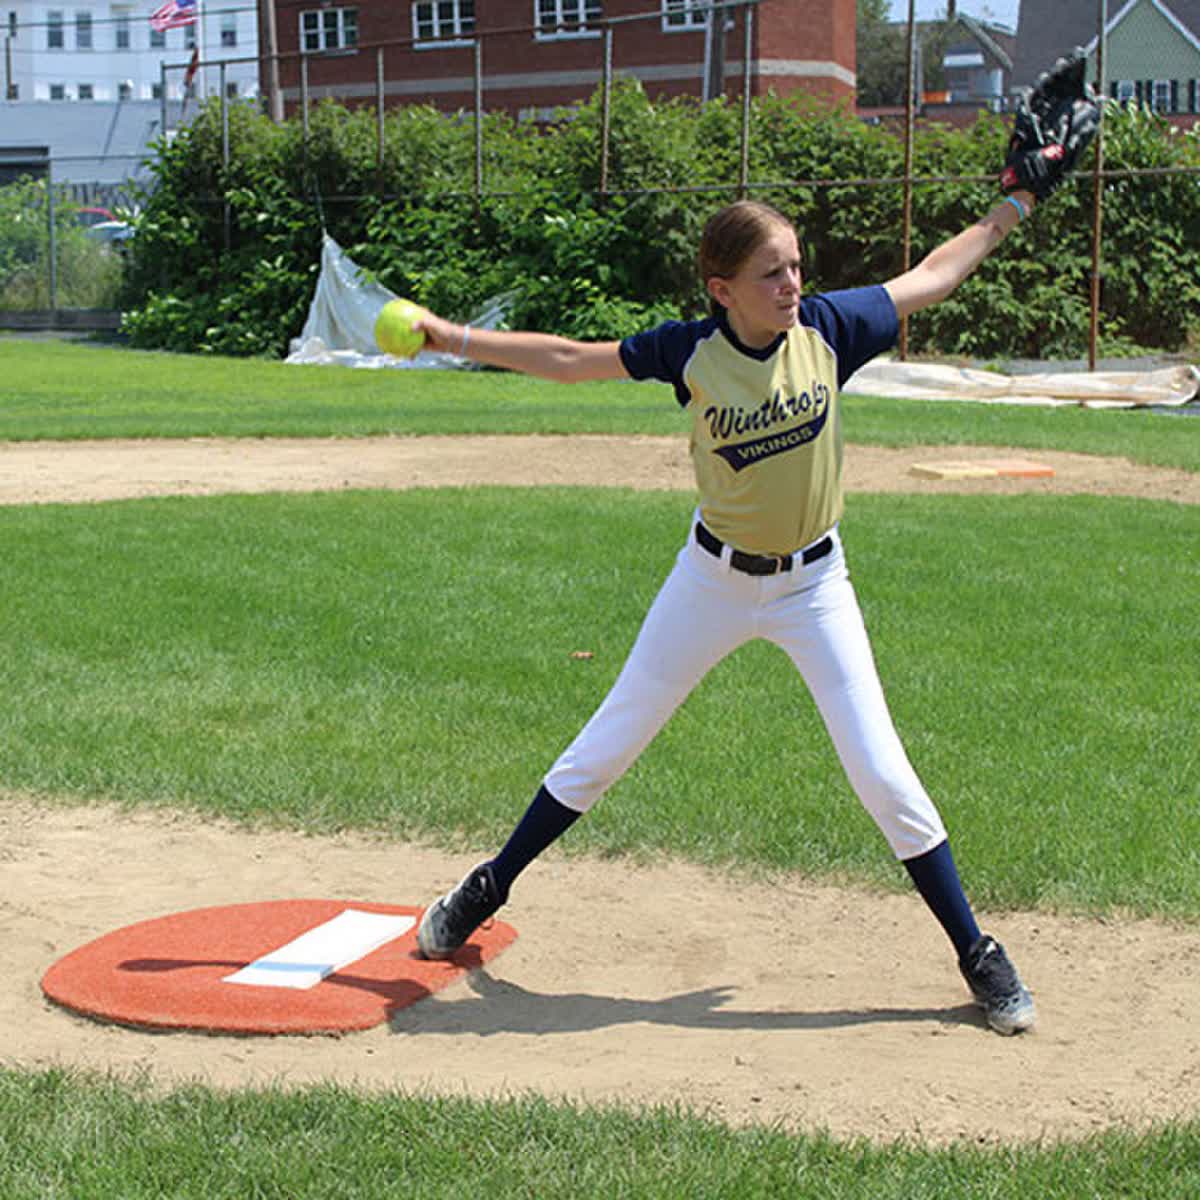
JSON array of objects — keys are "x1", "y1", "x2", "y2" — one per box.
[{"x1": 411, "y1": 191, "x2": 1040, "y2": 1035}]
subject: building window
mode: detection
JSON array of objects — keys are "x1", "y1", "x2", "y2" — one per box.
[
  {"x1": 221, "y1": 13, "x2": 237, "y2": 46},
  {"x1": 151, "y1": 81, "x2": 163, "y2": 99},
  {"x1": 301, "y1": 6, "x2": 358, "y2": 52},
  {"x1": 412, "y1": 0, "x2": 473, "y2": 45},
  {"x1": 75, "y1": 10, "x2": 92, "y2": 50},
  {"x1": 1191, "y1": 79, "x2": 1200, "y2": 114},
  {"x1": 1113, "y1": 79, "x2": 1134, "y2": 104},
  {"x1": 50, "y1": 82, "x2": 66, "y2": 99},
  {"x1": 662, "y1": 0, "x2": 706, "y2": 31},
  {"x1": 8, "y1": 10, "x2": 17, "y2": 38},
  {"x1": 114, "y1": 6, "x2": 131, "y2": 49},
  {"x1": 47, "y1": 10, "x2": 64, "y2": 49},
  {"x1": 118, "y1": 79, "x2": 132, "y2": 100},
  {"x1": 150, "y1": 26, "x2": 165, "y2": 48},
  {"x1": 1150, "y1": 78, "x2": 1171, "y2": 112},
  {"x1": 226, "y1": 80, "x2": 238, "y2": 98},
  {"x1": 184, "y1": 21, "x2": 195, "y2": 48},
  {"x1": 77, "y1": 81, "x2": 93, "y2": 99},
  {"x1": 535, "y1": 0, "x2": 601, "y2": 39}
]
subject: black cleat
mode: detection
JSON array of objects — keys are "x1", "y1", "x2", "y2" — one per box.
[
  {"x1": 416, "y1": 863, "x2": 502, "y2": 960},
  {"x1": 959, "y1": 934, "x2": 1036, "y2": 1035}
]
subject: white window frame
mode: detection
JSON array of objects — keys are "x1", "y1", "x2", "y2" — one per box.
[
  {"x1": 77, "y1": 81, "x2": 93, "y2": 99},
  {"x1": 113, "y1": 6, "x2": 131, "y2": 50},
  {"x1": 49, "y1": 81, "x2": 66, "y2": 99},
  {"x1": 300, "y1": 6, "x2": 358, "y2": 53},
  {"x1": 183, "y1": 20, "x2": 196, "y2": 48},
  {"x1": 149, "y1": 26, "x2": 165, "y2": 49},
  {"x1": 1150, "y1": 78, "x2": 1171, "y2": 112},
  {"x1": 534, "y1": 0, "x2": 601, "y2": 41},
  {"x1": 117, "y1": 79, "x2": 132, "y2": 100},
  {"x1": 74, "y1": 9, "x2": 92, "y2": 50},
  {"x1": 1114, "y1": 78, "x2": 1135, "y2": 104},
  {"x1": 412, "y1": 0, "x2": 474, "y2": 48},
  {"x1": 220, "y1": 13, "x2": 237, "y2": 47},
  {"x1": 47, "y1": 9, "x2": 64, "y2": 49},
  {"x1": 662, "y1": 0, "x2": 707, "y2": 33}
]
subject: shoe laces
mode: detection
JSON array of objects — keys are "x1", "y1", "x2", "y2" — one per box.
[
  {"x1": 442, "y1": 867, "x2": 499, "y2": 937},
  {"x1": 968, "y1": 937, "x2": 1019, "y2": 996}
]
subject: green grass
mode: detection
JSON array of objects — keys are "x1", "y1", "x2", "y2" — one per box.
[
  {"x1": 3, "y1": 340, "x2": 1199, "y2": 1187},
  {"x1": 4, "y1": 1068, "x2": 1200, "y2": 1199},
  {"x1": 0, "y1": 337, "x2": 1197, "y2": 471},
  {"x1": 1, "y1": 487, "x2": 1196, "y2": 919}
]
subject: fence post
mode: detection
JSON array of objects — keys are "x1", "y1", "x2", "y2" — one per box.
[
  {"x1": 474, "y1": 38, "x2": 483, "y2": 212},
  {"x1": 599, "y1": 26, "x2": 613, "y2": 201},
  {"x1": 1088, "y1": 0, "x2": 1107, "y2": 371},
  {"x1": 898, "y1": 0, "x2": 917, "y2": 361},
  {"x1": 376, "y1": 47, "x2": 386, "y2": 174},
  {"x1": 738, "y1": 3, "x2": 752, "y2": 198},
  {"x1": 301, "y1": 52, "x2": 310, "y2": 140},
  {"x1": 159, "y1": 61, "x2": 168, "y2": 138},
  {"x1": 47, "y1": 160, "x2": 58, "y2": 311},
  {"x1": 221, "y1": 61, "x2": 231, "y2": 254}
]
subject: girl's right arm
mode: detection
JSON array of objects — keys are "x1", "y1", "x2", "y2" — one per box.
[{"x1": 416, "y1": 310, "x2": 628, "y2": 384}]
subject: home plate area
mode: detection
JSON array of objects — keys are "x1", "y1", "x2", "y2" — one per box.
[{"x1": 41, "y1": 899, "x2": 517, "y2": 1035}]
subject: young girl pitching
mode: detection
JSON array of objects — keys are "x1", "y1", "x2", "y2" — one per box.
[{"x1": 409, "y1": 188, "x2": 1042, "y2": 1035}]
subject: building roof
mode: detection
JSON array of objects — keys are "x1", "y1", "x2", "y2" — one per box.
[
  {"x1": 1012, "y1": 0, "x2": 1200, "y2": 88},
  {"x1": 0, "y1": 101, "x2": 166, "y2": 184}
]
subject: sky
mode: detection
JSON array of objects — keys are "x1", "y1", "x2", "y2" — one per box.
[{"x1": 887, "y1": 0, "x2": 1021, "y2": 32}]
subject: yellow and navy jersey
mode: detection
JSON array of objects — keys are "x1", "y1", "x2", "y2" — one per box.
[{"x1": 619, "y1": 286, "x2": 898, "y2": 556}]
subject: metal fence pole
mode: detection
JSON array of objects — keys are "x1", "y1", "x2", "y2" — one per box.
[
  {"x1": 300, "y1": 52, "x2": 310, "y2": 140},
  {"x1": 1088, "y1": 0, "x2": 1108, "y2": 371},
  {"x1": 474, "y1": 39, "x2": 483, "y2": 210},
  {"x1": 47, "y1": 160, "x2": 58, "y2": 311},
  {"x1": 738, "y1": 3, "x2": 752, "y2": 198},
  {"x1": 159, "y1": 62, "x2": 168, "y2": 137},
  {"x1": 376, "y1": 47, "x2": 386, "y2": 173},
  {"x1": 898, "y1": 0, "x2": 917, "y2": 361},
  {"x1": 599, "y1": 27, "x2": 613, "y2": 201},
  {"x1": 221, "y1": 62, "x2": 231, "y2": 254}
]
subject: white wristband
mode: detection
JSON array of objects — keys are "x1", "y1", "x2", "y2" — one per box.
[{"x1": 459, "y1": 326, "x2": 471, "y2": 357}]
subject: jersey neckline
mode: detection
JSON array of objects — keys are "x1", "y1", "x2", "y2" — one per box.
[{"x1": 715, "y1": 306, "x2": 788, "y2": 362}]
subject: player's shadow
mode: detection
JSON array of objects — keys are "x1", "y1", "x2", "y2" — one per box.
[{"x1": 388, "y1": 969, "x2": 983, "y2": 1036}]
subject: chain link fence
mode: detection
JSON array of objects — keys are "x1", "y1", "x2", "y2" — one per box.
[{"x1": 3, "y1": 0, "x2": 1198, "y2": 362}]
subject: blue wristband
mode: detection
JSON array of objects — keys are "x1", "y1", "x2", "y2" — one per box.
[{"x1": 1003, "y1": 195, "x2": 1027, "y2": 222}]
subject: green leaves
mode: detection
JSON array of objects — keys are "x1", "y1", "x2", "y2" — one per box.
[{"x1": 118, "y1": 93, "x2": 1200, "y2": 360}]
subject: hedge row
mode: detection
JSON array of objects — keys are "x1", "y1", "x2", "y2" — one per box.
[{"x1": 120, "y1": 82, "x2": 1200, "y2": 360}]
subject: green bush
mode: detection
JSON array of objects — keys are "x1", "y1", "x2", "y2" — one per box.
[{"x1": 119, "y1": 89, "x2": 1200, "y2": 360}]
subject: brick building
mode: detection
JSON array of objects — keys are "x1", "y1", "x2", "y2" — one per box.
[{"x1": 259, "y1": 0, "x2": 856, "y2": 119}]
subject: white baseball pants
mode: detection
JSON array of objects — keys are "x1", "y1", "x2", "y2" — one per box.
[{"x1": 543, "y1": 515, "x2": 947, "y2": 861}]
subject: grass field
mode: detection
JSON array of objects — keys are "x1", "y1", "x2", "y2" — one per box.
[{"x1": 2, "y1": 338, "x2": 1198, "y2": 1196}]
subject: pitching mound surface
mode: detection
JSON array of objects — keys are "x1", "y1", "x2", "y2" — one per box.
[{"x1": 42, "y1": 899, "x2": 516, "y2": 1035}]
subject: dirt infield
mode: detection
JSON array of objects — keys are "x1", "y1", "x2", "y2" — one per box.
[{"x1": 3, "y1": 434, "x2": 1199, "y2": 1146}]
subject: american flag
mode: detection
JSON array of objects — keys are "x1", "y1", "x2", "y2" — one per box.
[{"x1": 149, "y1": 0, "x2": 198, "y2": 33}]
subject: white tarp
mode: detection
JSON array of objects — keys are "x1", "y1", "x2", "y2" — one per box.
[
  {"x1": 286, "y1": 233, "x2": 512, "y2": 370},
  {"x1": 290, "y1": 234, "x2": 1200, "y2": 407},
  {"x1": 845, "y1": 358, "x2": 1199, "y2": 409}
]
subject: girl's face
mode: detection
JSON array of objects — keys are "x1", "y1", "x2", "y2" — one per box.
[{"x1": 705, "y1": 224, "x2": 802, "y2": 349}]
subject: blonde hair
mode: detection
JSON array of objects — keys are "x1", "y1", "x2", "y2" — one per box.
[{"x1": 698, "y1": 200, "x2": 796, "y2": 310}]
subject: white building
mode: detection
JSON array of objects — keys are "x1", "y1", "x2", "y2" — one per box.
[{"x1": 5, "y1": 1, "x2": 260, "y2": 103}]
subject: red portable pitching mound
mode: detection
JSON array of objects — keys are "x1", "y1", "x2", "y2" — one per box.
[{"x1": 41, "y1": 899, "x2": 517, "y2": 1035}]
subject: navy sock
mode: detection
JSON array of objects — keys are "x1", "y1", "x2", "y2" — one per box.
[
  {"x1": 487, "y1": 784, "x2": 582, "y2": 904},
  {"x1": 902, "y1": 839, "x2": 981, "y2": 960}
]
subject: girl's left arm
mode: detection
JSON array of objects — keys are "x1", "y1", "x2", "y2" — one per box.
[{"x1": 883, "y1": 190, "x2": 1035, "y2": 320}]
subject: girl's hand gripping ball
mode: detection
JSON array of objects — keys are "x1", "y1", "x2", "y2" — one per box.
[{"x1": 374, "y1": 299, "x2": 427, "y2": 358}]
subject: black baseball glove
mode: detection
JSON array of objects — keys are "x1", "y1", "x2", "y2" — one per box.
[{"x1": 1000, "y1": 49, "x2": 1101, "y2": 201}]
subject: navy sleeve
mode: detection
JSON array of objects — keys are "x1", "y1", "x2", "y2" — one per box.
[
  {"x1": 799, "y1": 286, "x2": 899, "y2": 388},
  {"x1": 619, "y1": 317, "x2": 719, "y2": 408}
]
